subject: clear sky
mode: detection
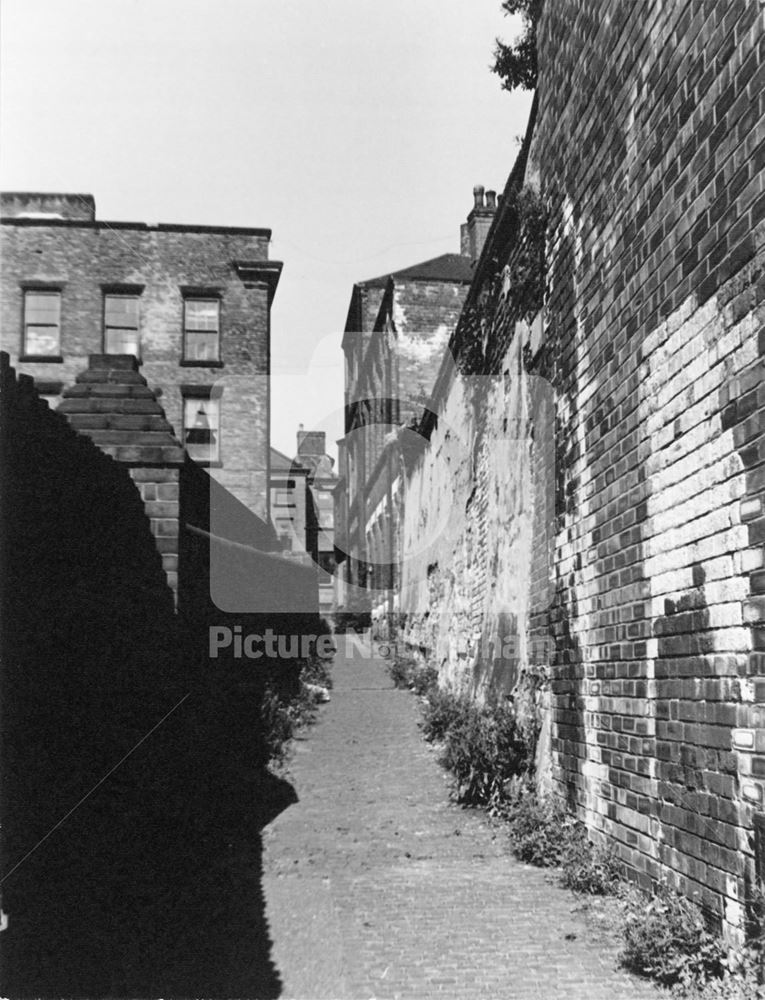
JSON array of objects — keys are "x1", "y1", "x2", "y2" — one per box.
[{"x1": 0, "y1": 0, "x2": 532, "y2": 461}]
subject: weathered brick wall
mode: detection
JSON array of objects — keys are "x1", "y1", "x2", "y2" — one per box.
[
  {"x1": 398, "y1": 0, "x2": 765, "y2": 936},
  {"x1": 534, "y1": 0, "x2": 765, "y2": 933},
  {"x1": 0, "y1": 218, "x2": 273, "y2": 517}
]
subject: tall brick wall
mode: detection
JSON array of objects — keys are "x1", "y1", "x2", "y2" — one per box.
[
  {"x1": 397, "y1": 0, "x2": 765, "y2": 936},
  {"x1": 534, "y1": 0, "x2": 765, "y2": 933}
]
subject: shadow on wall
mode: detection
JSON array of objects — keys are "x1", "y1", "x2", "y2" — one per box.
[
  {"x1": 179, "y1": 453, "x2": 325, "y2": 671},
  {"x1": 546, "y1": 229, "x2": 587, "y2": 813},
  {"x1": 0, "y1": 358, "x2": 290, "y2": 997}
]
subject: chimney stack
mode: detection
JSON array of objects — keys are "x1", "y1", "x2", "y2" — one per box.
[
  {"x1": 297, "y1": 425, "x2": 326, "y2": 458},
  {"x1": 1, "y1": 192, "x2": 96, "y2": 221},
  {"x1": 460, "y1": 184, "x2": 497, "y2": 263}
]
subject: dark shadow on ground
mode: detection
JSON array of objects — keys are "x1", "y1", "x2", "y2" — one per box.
[{"x1": 1, "y1": 685, "x2": 296, "y2": 998}]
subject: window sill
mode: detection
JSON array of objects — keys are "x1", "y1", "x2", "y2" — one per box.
[
  {"x1": 190, "y1": 459, "x2": 223, "y2": 468},
  {"x1": 20, "y1": 354, "x2": 64, "y2": 363},
  {"x1": 180, "y1": 359, "x2": 224, "y2": 368}
]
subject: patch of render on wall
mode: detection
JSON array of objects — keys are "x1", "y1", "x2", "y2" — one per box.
[
  {"x1": 396, "y1": 323, "x2": 452, "y2": 365},
  {"x1": 399, "y1": 367, "x2": 476, "y2": 685},
  {"x1": 398, "y1": 314, "x2": 557, "y2": 716}
]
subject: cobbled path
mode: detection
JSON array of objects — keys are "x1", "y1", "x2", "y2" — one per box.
[{"x1": 262, "y1": 642, "x2": 666, "y2": 1000}]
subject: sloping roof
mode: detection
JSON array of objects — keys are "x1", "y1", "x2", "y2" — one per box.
[
  {"x1": 360, "y1": 252, "x2": 474, "y2": 288},
  {"x1": 270, "y1": 446, "x2": 309, "y2": 473}
]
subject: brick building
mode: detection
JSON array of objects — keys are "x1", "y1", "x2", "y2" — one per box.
[
  {"x1": 334, "y1": 190, "x2": 495, "y2": 623},
  {"x1": 0, "y1": 192, "x2": 282, "y2": 519},
  {"x1": 296, "y1": 426, "x2": 338, "y2": 617},
  {"x1": 269, "y1": 428, "x2": 338, "y2": 617},
  {"x1": 270, "y1": 446, "x2": 312, "y2": 557}
]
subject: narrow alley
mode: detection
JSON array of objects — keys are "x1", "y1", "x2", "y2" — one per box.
[{"x1": 261, "y1": 642, "x2": 665, "y2": 1000}]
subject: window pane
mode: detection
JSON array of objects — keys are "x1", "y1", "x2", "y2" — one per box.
[
  {"x1": 24, "y1": 292, "x2": 61, "y2": 355},
  {"x1": 185, "y1": 299, "x2": 219, "y2": 331},
  {"x1": 25, "y1": 293, "x2": 60, "y2": 324},
  {"x1": 105, "y1": 329, "x2": 140, "y2": 355},
  {"x1": 104, "y1": 295, "x2": 139, "y2": 328},
  {"x1": 184, "y1": 331, "x2": 220, "y2": 361},
  {"x1": 183, "y1": 396, "x2": 220, "y2": 462},
  {"x1": 25, "y1": 326, "x2": 60, "y2": 355}
]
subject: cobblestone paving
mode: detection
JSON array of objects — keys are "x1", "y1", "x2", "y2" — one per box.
[{"x1": 262, "y1": 643, "x2": 666, "y2": 1000}]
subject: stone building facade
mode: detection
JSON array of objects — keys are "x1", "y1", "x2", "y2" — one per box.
[
  {"x1": 0, "y1": 192, "x2": 281, "y2": 519},
  {"x1": 389, "y1": 0, "x2": 765, "y2": 941}
]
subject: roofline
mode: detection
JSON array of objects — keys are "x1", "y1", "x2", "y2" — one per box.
[
  {"x1": 269, "y1": 446, "x2": 309, "y2": 473},
  {"x1": 356, "y1": 272, "x2": 473, "y2": 289},
  {"x1": 1, "y1": 217, "x2": 272, "y2": 238},
  {"x1": 357, "y1": 252, "x2": 475, "y2": 289},
  {"x1": 341, "y1": 257, "x2": 472, "y2": 351},
  {"x1": 341, "y1": 283, "x2": 364, "y2": 352}
]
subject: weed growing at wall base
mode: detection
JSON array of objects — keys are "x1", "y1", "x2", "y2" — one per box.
[
  {"x1": 415, "y1": 682, "x2": 529, "y2": 807},
  {"x1": 395, "y1": 658, "x2": 764, "y2": 995},
  {"x1": 620, "y1": 879, "x2": 727, "y2": 989},
  {"x1": 258, "y1": 633, "x2": 336, "y2": 763},
  {"x1": 502, "y1": 790, "x2": 621, "y2": 894},
  {"x1": 387, "y1": 654, "x2": 437, "y2": 694}
]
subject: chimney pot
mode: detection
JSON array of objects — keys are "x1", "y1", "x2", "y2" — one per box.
[{"x1": 462, "y1": 185, "x2": 495, "y2": 262}]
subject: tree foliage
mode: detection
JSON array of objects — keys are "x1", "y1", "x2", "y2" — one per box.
[{"x1": 492, "y1": 0, "x2": 541, "y2": 92}]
